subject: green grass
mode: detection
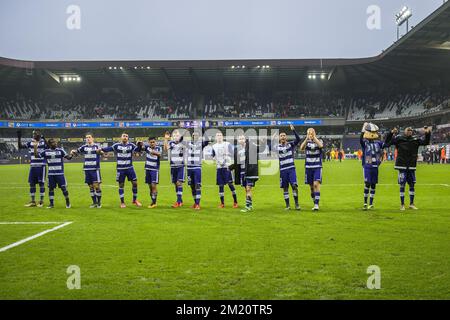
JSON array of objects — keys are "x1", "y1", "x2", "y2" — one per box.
[{"x1": 0, "y1": 160, "x2": 449, "y2": 299}]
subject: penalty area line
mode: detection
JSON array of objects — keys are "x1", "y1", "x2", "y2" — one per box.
[{"x1": 0, "y1": 221, "x2": 73, "y2": 253}]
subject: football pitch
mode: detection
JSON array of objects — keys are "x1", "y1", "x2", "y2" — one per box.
[{"x1": 0, "y1": 160, "x2": 449, "y2": 300}]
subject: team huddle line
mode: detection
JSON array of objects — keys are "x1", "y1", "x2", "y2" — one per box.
[{"x1": 18, "y1": 123, "x2": 431, "y2": 212}]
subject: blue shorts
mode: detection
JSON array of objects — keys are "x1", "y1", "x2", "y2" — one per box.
[
  {"x1": 171, "y1": 167, "x2": 185, "y2": 183},
  {"x1": 28, "y1": 166, "x2": 46, "y2": 185},
  {"x1": 48, "y1": 175, "x2": 67, "y2": 189},
  {"x1": 280, "y1": 168, "x2": 298, "y2": 188},
  {"x1": 116, "y1": 168, "x2": 137, "y2": 183},
  {"x1": 305, "y1": 168, "x2": 322, "y2": 185},
  {"x1": 187, "y1": 168, "x2": 202, "y2": 186},
  {"x1": 145, "y1": 170, "x2": 159, "y2": 184},
  {"x1": 84, "y1": 170, "x2": 101, "y2": 185},
  {"x1": 216, "y1": 168, "x2": 233, "y2": 185},
  {"x1": 363, "y1": 167, "x2": 378, "y2": 185},
  {"x1": 240, "y1": 173, "x2": 257, "y2": 187},
  {"x1": 398, "y1": 169, "x2": 416, "y2": 185}
]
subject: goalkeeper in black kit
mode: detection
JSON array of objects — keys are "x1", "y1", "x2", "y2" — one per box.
[{"x1": 385, "y1": 126, "x2": 431, "y2": 211}]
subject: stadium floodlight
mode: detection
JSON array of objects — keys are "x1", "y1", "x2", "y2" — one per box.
[
  {"x1": 395, "y1": 6, "x2": 413, "y2": 39},
  {"x1": 321, "y1": 74, "x2": 326, "y2": 80},
  {"x1": 231, "y1": 65, "x2": 235, "y2": 69},
  {"x1": 241, "y1": 65, "x2": 245, "y2": 69},
  {"x1": 108, "y1": 66, "x2": 112, "y2": 70},
  {"x1": 76, "y1": 77, "x2": 81, "y2": 82},
  {"x1": 119, "y1": 66, "x2": 123, "y2": 70},
  {"x1": 256, "y1": 66, "x2": 260, "y2": 68},
  {"x1": 395, "y1": 6, "x2": 412, "y2": 26},
  {"x1": 146, "y1": 66, "x2": 151, "y2": 69},
  {"x1": 312, "y1": 75, "x2": 316, "y2": 79}
]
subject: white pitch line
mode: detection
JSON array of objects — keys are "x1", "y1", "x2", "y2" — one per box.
[
  {"x1": 0, "y1": 221, "x2": 73, "y2": 253},
  {"x1": 0, "y1": 222, "x2": 66, "y2": 225}
]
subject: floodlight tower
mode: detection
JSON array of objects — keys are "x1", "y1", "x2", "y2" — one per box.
[{"x1": 395, "y1": 6, "x2": 413, "y2": 40}]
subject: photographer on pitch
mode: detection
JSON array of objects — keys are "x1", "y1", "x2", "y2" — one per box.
[{"x1": 385, "y1": 126, "x2": 431, "y2": 211}]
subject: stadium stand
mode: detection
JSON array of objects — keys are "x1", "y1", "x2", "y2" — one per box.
[
  {"x1": 204, "y1": 93, "x2": 346, "y2": 118},
  {"x1": 0, "y1": 93, "x2": 193, "y2": 121},
  {"x1": 432, "y1": 126, "x2": 450, "y2": 143},
  {"x1": 3, "y1": 89, "x2": 448, "y2": 121},
  {"x1": 347, "y1": 89, "x2": 450, "y2": 121}
]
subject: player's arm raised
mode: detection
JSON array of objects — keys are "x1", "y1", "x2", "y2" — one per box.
[
  {"x1": 163, "y1": 131, "x2": 170, "y2": 152},
  {"x1": 299, "y1": 136, "x2": 308, "y2": 151},
  {"x1": 17, "y1": 131, "x2": 26, "y2": 149},
  {"x1": 33, "y1": 140, "x2": 38, "y2": 157},
  {"x1": 312, "y1": 134, "x2": 323, "y2": 149},
  {"x1": 420, "y1": 126, "x2": 432, "y2": 146},
  {"x1": 385, "y1": 127, "x2": 398, "y2": 146},
  {"x1": 360, "y1": 122, "x2": 368, "y2": 146},
  {"x1": 290, "y1": 124, "x2": 301, "y2": 146},
  {"x1": 300, "y1": 128, "x2": 312, "y2": 151},
  {"x1": 134, "y1": 141, "x2": 144, "y2": 155},
  {"x1": 41, "y1": 133, "x2": 48, "y2": 148}
]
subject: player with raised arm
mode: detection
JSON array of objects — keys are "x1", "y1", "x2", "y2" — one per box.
[
  {"x1": 186, "y1": 130, "x2": 209, "y2": 210},
  {"x1": 164, "y1": 129, "x2": 186, "y2": 208},
  {"x1": 36, "y1": 138, "x2": 73, "y2": 209},
  {"x1": 273, "y1": 124, "x2": 301, "y2": 211},
  {"x1": 212, "y1": 131, "x2": 238, "y2": 208},
  {"x1": 300, "y1": 127, "x2": 324, "y2": 211},
  {"x1": 18, "y1": 130, "x2": 48, "y2": 207},
  {"x1": 359, "y1": 123, "x2": 387, "y2": 210},
  {"x1": 142, "y1": 136, "x2": 162, "y2": 208},
  {"x1": 99, "y1": 132, "x2": 142, "y2": 208},
  {"x1": 385, "y1": 126, "x2": 431, "y2": 211}
]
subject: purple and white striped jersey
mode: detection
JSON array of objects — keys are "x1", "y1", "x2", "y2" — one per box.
[
  {"x1": 144, "y1": 145, "x2": 161, "y2": 171},
  {"x1": 304, "y1": 139, "x2": 323, "y2": 169},
  {"x1": 39, "y1": 148, "x2": 68, "y2": 175},
  {"x1": 168, "y1": 140, "x2": 185, "y2": 168},
  {"x1": 26, "y1": 139, "x2": 47, "y2": 167},
  {"x1": 187, "y1": 140, "x2": 209, "y2": 169},
  {"x1": 212, "y1": 142, "x2": 234, "y2": 169},
  {"x1": 102, "y1": 143, "x2": 138, "y2": 171},
  {"x1": 77, "y1": 144, "x2": 101, "y2": 171},
  {"x1": 276, "y1": 131, "x2": 300, "y2": 172}
]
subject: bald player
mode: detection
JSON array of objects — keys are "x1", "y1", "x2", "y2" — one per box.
[{"x1": 300, "y1": 127, "x2": 324, "y2": 211}]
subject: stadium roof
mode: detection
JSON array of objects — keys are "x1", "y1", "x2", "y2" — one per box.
[{"x1": 0, "y1": 1, "x2": 449, "y2": 90}]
